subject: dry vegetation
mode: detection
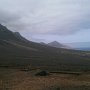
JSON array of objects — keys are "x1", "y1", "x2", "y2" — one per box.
[{"x1": 0, "y1": 68, "x2": 90, "y2": 90}]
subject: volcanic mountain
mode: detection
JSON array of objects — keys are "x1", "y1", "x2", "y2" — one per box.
[
  {"x1": 48, "y1": 41, "x2": 70, "y2": 49},
  {"x1": 0, "y1": 24, "x2": 90, "y2": 71}
]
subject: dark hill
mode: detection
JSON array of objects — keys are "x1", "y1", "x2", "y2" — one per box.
[
  {"x1": 14, "y1": 32, "x2": 30, "y2": 42},
  {"x1": 0, "y1": 24, "x2": 19, "y2": 41},
  {"x1": 0, "y1": 24, "x2": 90, "y2": 71}
]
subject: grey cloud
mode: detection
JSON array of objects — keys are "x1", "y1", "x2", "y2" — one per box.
[
  {"x1": 0, "y1": 10, "x2": 20, "y2": 24},
  {"x1": 0, "y1": 0, "x2": 90, "y2": 35},
  {"x1": 0, "y1": 10, "x2": 29, "y2": 31}
]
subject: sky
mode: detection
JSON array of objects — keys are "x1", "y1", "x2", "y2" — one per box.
[{"x1": 0, "y1": 0, "x2": 90, "y2": 43}]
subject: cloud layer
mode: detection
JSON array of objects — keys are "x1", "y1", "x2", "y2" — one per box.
[{"x1": 0, "y1": 0, "x2": 90, "y2": 35}]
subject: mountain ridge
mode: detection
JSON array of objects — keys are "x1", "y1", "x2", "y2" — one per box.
[{"x1": 0, "y1": 24, "x2": 90, "y2": 71}]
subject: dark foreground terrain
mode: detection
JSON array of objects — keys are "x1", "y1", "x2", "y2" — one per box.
[{"x1": 0, "y1": 67, "x2": 90, "y2": 90}]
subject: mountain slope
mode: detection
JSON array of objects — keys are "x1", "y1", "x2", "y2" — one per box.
[
  {"x1": 0, "y1": 24, "x2": 90, "y2": 71},
  {"x1": 48, "y1": 41, "x2": 70, "y2": 49},
  {"x1": 0, "y1": 24, "x2": 20, "y2": 41},
  {"x1": 14, "y1": 32, "x2": 30, "y2": 42}
]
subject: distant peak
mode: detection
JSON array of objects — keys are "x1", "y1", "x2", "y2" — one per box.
[
  {"x1": 48, "y1": 41, "x2": 64, "y2": 47},
  {"x1": 48, "y1": 41, "x2": 62, "y2": 45},
  {"x1": 51, "y1": 41, "x2": 60, "y2": 44},
  {"x1": 48, "y1": 41, "x2": 71, "y2": 49}
]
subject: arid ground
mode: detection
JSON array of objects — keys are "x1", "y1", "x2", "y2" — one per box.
[{"x1": 0, "y1": 68, "x2": 90, "y2": 90}]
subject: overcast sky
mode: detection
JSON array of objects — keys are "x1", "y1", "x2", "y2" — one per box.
[{"x1": 0, "y1": 0, "x2": 90, "y2": 43}]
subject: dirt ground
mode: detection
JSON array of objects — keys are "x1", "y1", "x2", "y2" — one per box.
[{"x1": 0, "y1": 68, "x2": 90, "y2": 90}]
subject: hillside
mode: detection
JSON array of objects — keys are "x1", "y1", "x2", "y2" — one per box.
[
  {"x1": 0, "y1": 24, "x2": 90, "y2": 71},
  {"x1": 48, "y1": 41, "x2": 70, "y2": 49}
]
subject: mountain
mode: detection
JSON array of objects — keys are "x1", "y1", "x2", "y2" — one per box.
[
  {"x1": 48, "y1": 41, "x2": 70, "y2": 49},
  {"x1": 0, "y1": 24, "x2": 19, "y2": 41},
  {"x1": 14, "y1": 32, "x2": 30, "y2": 42},
  {"x1": 0, "y1": 24, "x2": 90, "y2": 71},
  {"x1": 66, "y1": 42, "x2": 90, "y2": 51}
]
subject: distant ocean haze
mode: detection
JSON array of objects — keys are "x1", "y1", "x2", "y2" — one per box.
[{"x1": 66, "y1": 42, "x2": 90, "y2": 51}]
